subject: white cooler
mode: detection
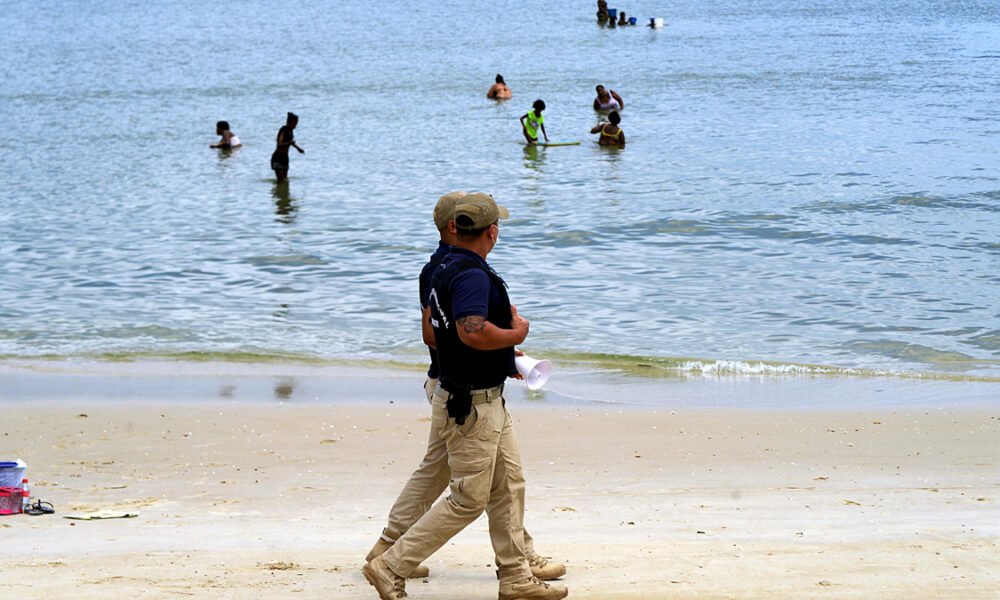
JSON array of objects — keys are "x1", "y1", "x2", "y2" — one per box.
[{"x1": 0, "y1": 460, "x2": 27, "y2": 487}]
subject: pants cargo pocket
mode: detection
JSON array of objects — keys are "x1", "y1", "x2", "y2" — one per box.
[
  {"x1": 449, "y1": 455, "x2": 493, "y2": 507},
  {"x1": 476, "y1": 403, "x2": 502, "y2": 442}
]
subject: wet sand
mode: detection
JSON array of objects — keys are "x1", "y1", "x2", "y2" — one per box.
[{"x1": 1, "y1": 361, "x2": 998, "y2": 598}]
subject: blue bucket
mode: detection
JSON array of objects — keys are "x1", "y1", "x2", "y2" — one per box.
[
  {"x1": 607, "y1": 8, "x2": 617, "y2": 18},
  {"x1": 628, "y1": 17, "x2": 637, "y2": 25}
]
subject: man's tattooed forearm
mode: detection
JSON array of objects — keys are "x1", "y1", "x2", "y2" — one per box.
[{"x1": 458, "y1": 316, "x2": 486, "y2": 334}]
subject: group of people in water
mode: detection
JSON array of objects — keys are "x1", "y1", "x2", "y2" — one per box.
[
  {"x1": 492, "y1": 76, "x2": 625, "y2": 147},
  {"x1": 596, "y1": 0, "x2": 657, "y2": 27},
  {"x1": 209, "y1": 77, "x2": 624, "y2": 181}
]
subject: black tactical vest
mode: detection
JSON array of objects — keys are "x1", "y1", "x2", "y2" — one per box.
[{"x1": 428, "y1": 257, "x2": 516, "y2": 390}]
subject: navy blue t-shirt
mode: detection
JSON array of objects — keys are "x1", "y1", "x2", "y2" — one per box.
[
  {"x1": 450, "y1": 258, "x2": 495, "y2": 322},
  {"x1": 420, "y1": 241, "x2": 451, "y2": 378},
  {"x1": 432, "y1": 247, "x2": 516, "y2": 386}
]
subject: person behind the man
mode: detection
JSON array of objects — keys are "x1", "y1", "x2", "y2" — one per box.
[
  {"x1": 364, "y1": 192, "x2": 566, "y2": 584},
  {"x1": 364, "y1": 194, "x2": 568, "y2": 600},
  {"x1": 362, "y1": 192, "x2": 461, "y2": 581}
]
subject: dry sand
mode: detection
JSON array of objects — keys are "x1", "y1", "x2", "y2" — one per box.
[{"x1": 1, "y1": 366, "x2": 998, "y2": 598}]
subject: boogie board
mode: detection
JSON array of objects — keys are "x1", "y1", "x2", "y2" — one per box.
[{"x1": 538, "y1": 141, "x2": 581, "y2": 147}]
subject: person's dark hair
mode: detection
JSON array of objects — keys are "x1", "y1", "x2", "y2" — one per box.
[
  {"x1": 495, "y1": 74, "x2": 505, "y2": 84},
  {"x1": 609, "y1": 110, "x2": 621, "y2": 125},
  {"x1": 596, "y1": 84, "x2": 605, "y2": 93},
  {"x1": 455, "y1": 216, "x2": 494, "y2": 241},
  {"x1": 217, "y1": 120, "x2": 229, "y2": 131},
  {"x1": 287, "y1": 112, "x2": 298, "y2": 124},
  {"x1": 532, "y1": 99, "x2": 545, "y2": 112}
]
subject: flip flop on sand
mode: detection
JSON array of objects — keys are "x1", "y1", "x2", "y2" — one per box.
[{"x1": 24, "y1": 500, "x2": 55, "y2": 516}]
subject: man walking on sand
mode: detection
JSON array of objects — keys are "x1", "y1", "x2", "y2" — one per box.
[
  {"x1": 364, "y1": 192, "x2": 566, "y2": 583},
  {"x1": 364, "y1": 194, "x2": 568, "y2": 600}
]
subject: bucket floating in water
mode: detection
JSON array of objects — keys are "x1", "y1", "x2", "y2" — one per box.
[
  {"x1": 607, "y1": 8, "x2": 617, "y2": 18},
  {"x1": 628, "y1": 16, "x2": 637, "y2": 25}
]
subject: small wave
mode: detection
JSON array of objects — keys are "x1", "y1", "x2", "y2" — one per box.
[{"x1": 543, "y1": 351, "x2": 1000, "y2": 383}]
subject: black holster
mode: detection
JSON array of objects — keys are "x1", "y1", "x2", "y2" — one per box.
[{"x1": 441, "y1": 377, "x2": 473, "y2": 425}]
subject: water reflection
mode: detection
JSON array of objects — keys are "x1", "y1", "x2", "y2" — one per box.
[
  {"x1": 597, "y1": 143, "x2": 625, "y2": 163},
  {"x1": 522, "y1": 144, "x2": 546, "y2": 171},
  {"x1": 272, "y1": 182, "x2": 298, "y2": 224},
  {"x1": 214, "y1": 147, "x2": 239, "y2": 172}
]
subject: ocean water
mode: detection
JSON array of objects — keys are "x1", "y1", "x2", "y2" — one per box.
[{"x1": 2, "y1": 0, "x2": 999, "y2": 379}]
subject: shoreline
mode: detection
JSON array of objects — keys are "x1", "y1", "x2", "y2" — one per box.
[
  {"x1": 1, "y1": 358, "x2": 997, "y2": 411},
  {"x1": 1, "y1": 362, "x2": 998, "y2": 597}
]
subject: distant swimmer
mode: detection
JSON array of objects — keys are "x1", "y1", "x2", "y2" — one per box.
[
  {"x1": 487, "y1": 74, "x2": 512, "y2": 100},
  {"x1": 520, "y1": 99, "x2": 549, "y2": 145},
  {"x1": 271, "y1": 112, "x2": 304, "y2": 183},
  {"x1": 594, "y1": 85, "x2": 624, "y2": 112},
  {"x1": 590, "y1": 110, "x2": 625, "y2": 147},
  {"x1": 618, "y1": 11, "x2": 628, "y2": 26},
  {"x1": 210, "y1": 121, "x2": 242, "y2": 149},
  {"x1": 596, "y1": 0, "x2": 609, "y2": 21}
]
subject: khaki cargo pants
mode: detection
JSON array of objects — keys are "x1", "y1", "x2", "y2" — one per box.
[
  {"x1": 379, "y1": 378, "x2": 538, "y2": 557},
  {"x1": 382, "y1": 383, "x2": 533, "y2": 584}
]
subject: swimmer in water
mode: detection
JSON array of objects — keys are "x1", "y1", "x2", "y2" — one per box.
[
  {"x1": 487, "y1": 74, "x2": 512, "y2": 100},
  {"x1": 590, "y1": 110, "x2": 625, "y2": 147},
  {"x1": 210, "y1": 121, "x2": 242, "y2": 149},
  {"x1": 593, "y1": 85, "x2": 624, "y2": 112}
]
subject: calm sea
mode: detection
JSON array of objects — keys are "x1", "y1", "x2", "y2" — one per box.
[{"x1": 2, "y1": 0, "x2": 999, "y2": 379}]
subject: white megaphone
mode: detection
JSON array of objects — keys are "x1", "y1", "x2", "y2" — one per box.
[{"x1": 515, "y1": 354, "x2": 552, "y2": 390}]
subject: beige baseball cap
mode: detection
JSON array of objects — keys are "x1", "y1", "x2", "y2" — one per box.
[
  {"x1": 453, "y1": 193, "x2": 510, "y2": 232},
  {"x1": 433, "y1": 191, "x2": 468, "y2": 231}
]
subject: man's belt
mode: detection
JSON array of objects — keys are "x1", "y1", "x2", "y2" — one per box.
[
  {"x1": 468, "y1": 384, "x2": 504, "y2": 404},
  {"x1": 441, "y1": 379, "x2": 504, "y2": 424}
]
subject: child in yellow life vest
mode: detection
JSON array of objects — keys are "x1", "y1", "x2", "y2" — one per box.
[
  {"x1": 590, "y1": 110, "x2": 625, "y2": 147},
  {"x1": 520, "y1": 99, "x2": 549, "y2": 145}
]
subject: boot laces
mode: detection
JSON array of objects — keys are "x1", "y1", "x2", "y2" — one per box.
[
  {"x1": 393, "y1": 573, "x2": 408, "y2": 598},
  {"x1": 526, "y1": 551, "x2": 551, "y2": 569}
]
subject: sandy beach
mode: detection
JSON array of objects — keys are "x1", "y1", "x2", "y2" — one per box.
[{"x1": 1, "y1": 361, "x2": 998, "y2": 599}]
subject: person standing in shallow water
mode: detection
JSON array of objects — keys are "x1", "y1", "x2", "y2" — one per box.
[
  {"x1": 597, "y1": 0, "x2": 609, "y2": 21},
  {"x1": 487, "y1": 74, "x2": 512, "y2": 100},
  {"x1": 271, "y1": 112, "x2": 304, "y2": 183},
  {"x1": 590, "y1": 110, "x2": 625, "y2": 147},
  {"x1": 520, "y1": 100, "x2": 548, "y2": 145},
  {"x1": 210, "y1": 121, "x2": 241, "y2": 149},
  {"x1": 593, "y1": 85, "x2": 624, "y2": 112}
]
